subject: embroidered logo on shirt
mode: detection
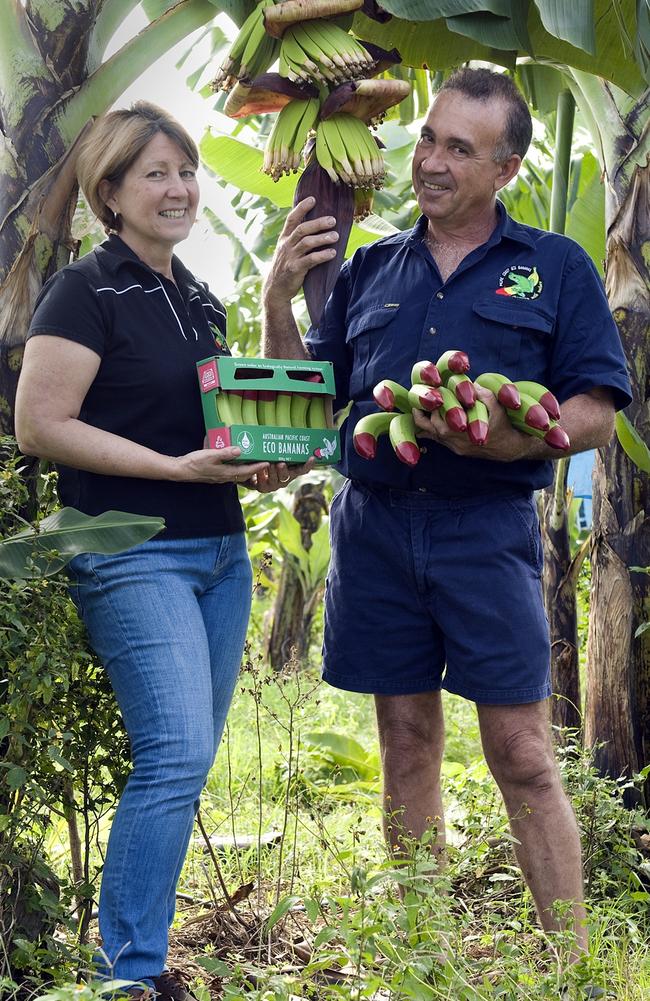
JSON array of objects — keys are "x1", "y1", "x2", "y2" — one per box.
[
  {"x1": 209, "y1": 320, "x2": 228, "y2": 352},
  {"x1": 496, "y1": 266, "x2": 542, "y2": 299}
]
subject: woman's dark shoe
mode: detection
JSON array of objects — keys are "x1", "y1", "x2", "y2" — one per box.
[{"x1": 152, "y1": 970, "x2": 200, "y2": 1001}]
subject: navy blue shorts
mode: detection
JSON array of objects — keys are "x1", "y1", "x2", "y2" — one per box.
[{"x1": 322, "y1": 480, "x2": 551, "y2": 704}]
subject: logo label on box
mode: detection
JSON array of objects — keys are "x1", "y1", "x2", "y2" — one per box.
[
  {"x1": 198, "y1": 360, "x2": 219, "y2": 392},
  {"x1": 236, "y1": 431, "x2": 254, "y2": 454}
]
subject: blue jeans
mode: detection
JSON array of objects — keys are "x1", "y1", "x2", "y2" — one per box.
[{"x1": 68, "y1": 534, "x2": 252, "y2": 987}]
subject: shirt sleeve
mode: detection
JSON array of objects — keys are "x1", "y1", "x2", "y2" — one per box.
[
  {"x1": 28, "y1": 268, "x2": 109, "y2": 358},
  {"x1": 304, "y1": 264, "x2": 353, "y2": 413},
  {"x1": 548, "y1": 246, "x2": 633, "y2": 411}
]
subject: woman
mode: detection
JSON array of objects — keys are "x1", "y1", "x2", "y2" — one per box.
[{"x1": 15, "y1": 102, "x2": 306, "y2": 999}]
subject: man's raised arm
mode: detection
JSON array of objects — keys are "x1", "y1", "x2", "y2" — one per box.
[{"x1": 262, "y1": 196, "x2": 339, "y2": 359}]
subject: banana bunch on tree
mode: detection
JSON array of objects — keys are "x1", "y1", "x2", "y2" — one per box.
[
  {"x1": 211, "y1": 0, "x2": 410, "y2": 327},
  {"x1": 353, "y1": 352, "x2": 570, "y2": 466}
]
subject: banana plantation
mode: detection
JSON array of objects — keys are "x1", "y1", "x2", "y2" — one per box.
[{"x1": 1, "y1": 1, "x2": 649, "y2": 999}]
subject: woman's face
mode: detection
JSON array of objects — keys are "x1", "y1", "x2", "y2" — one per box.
[{"x1": 104, "y1": 132, "x2": 199, "y2": 258}]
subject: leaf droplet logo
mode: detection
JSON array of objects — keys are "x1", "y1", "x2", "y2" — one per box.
[{"x1": 237, "y1": 431, "x2": 253, "y2": 454}]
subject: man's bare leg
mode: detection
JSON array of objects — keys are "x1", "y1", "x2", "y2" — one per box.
[
  {"x1": 375, "y1": 691, "x2": 446, "y2": 855},
  {"x1": 477, "y1": 699, "x2": 588, "y2": 957}
]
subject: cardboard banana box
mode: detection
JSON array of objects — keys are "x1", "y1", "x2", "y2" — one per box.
[{"x1": 197, "y1": 355, "x2": 341, "y2": 465}]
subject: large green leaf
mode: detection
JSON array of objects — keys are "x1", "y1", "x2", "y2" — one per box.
[
  {"x1": 534, "y1": 0, "x2": 596, "y2": 54},
  {"x1": 0, "y1": 509, "x2": 165, "y2": 580},
  {"x1": 446, "y1": 1, "x2": 531, "y2": 51},
  {"x1": 565, "y1": 151, "x2": 605, "y2": 273},
  {"x1": 353, "y1": 0, "x2": 644, "y2": 94}
]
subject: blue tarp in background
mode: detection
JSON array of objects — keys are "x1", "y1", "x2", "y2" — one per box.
[{"x1": 567, "y1": 449, "x2": 594, "y2": 528}]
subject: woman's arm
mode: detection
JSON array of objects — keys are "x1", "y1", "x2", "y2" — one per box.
[{"x1": 15, "y1": 335, "x2": 269, "y2": 484}]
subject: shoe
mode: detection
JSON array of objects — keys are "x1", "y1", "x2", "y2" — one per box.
[
  {"x1": 152, "y1": 970, "x2": 200, "y2": 1001},
  {"x1": 560, "y1": 986, "x2": 608, "y2": 1000}
]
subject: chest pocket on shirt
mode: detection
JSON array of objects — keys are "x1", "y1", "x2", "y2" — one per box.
[
  {"x1": 470, "y1": 299, "x2": 554, "y2": 380},
  {"x1": 345, "y1": 304, "x2": 401, "y2": 397}
]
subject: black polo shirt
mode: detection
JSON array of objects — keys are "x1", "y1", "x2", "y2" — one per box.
[{"x1": 28, "y1": 235, "x2": 244, "y2": 538}]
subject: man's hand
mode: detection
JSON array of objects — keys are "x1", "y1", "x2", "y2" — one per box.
[
  {"x1": 412, "y1": 385, "x2": 532, "y2": 461},
  {"x1": 245, "y1": 458, "x2": 315, "y2": 492},
  {"x1": 263, "y1": 196, "x2": 339, "y2": 307}
]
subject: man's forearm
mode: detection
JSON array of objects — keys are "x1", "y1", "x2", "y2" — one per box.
[
  {"x1": 516, "y1": 388, "x2": 616, "y2": 460},
  {"x1": 262, "y1": 294, "x2": 310, "y2": 361}
]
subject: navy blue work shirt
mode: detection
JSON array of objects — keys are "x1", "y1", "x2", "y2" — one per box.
[{"x1": 306, "y1": 202, "x2": 632, "y2": 496}]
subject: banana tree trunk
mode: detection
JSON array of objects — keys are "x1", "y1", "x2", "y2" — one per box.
[
  {"x1": 0, "y1": 0, "x2": 216, "y2": 435},
  {"x1": 540, "y1": 89, "x2": 583, "y2": 735},
  {"x1": 268, "y1": 482, "x2": 327, "y2": 670},
  {"x1": 576, "y1": 77, "x2": 650, "y2": 803}
]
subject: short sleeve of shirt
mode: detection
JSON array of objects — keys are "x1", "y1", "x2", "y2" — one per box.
[
  {"x1": 549, "y1": 247, "x2": 632, "y2": 411},
  {"x1": 305, "y1": 264, "x2": 353, "y2": 412},
  {"x1": 28, "y1": 268, "x2": 109, "y2": 358}
]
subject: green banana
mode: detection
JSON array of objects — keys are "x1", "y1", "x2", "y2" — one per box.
[
  {"x1": 352, "y1": 411, "x2": 395, "y2": 459},
  {"x1": 211, "y1": 0, "x2": 278, "y2": 91},
  {"x1": 407, "y1": 384, "x2": 443, "y2": 412},
  {"x1": 513, "y1": 380, "x2": 561, "y2": 420},
  {"x1": 307, "y1": 395, "x2": 328, "y2": 429},
  {"x1": 257, "y1": 390, "x2": 277, "y2": 425},
  {"x1": 436, "y1": 349, "x2": 470, "y2": 383},
  {"x1": 506, "y1": 392, "x2": 550, "y2": 431},
  {"x1": 216, "y1": 390, "x2": 243, "y2": 425},
  {"x1": 438, "y1": 385, "x2": 468, "y2": 432},
  {"x1": 241, "y1": 390, "x2": 259, "y2": 425},
  {"x1": 474, "y1": 372, "x2": 521, "y2": 410},
  {"x1": 275, "y1": 391, "x2": 293, "y2": 427},
  {"x1": 510, "y1": 418, "x2": 570, "y2": 451},
  {"x1": 373, "y1": 379, "x2": 411, "y2": 413},
  {"x1": 389, "y1": 413, "x2": 420, "y2": 466},
  {"x1": 290, "y1": 392, "x2": 311, "y2": 427},
  {"x1": 446, "y1": 373, "x2": 477, "y2": 408},
  {"x1": 466, "y1": 399, "x2": 490, "y2": 445},
  {"x1": 411, "y1": 359, "x2": 442, "y2": 387}
]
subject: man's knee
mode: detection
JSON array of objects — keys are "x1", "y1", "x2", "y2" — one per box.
[
  {"x1": 487, "y1": 727, "x2": 559, "y2": 795},
  {"x1": 379, "y1": 716, "x2": 441, "y2": 778}
]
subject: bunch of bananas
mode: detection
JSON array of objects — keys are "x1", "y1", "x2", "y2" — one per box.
[
  {"x1": 212, "y1": 0, "x2": 279, "y2": 91},
  {"x1": 263, "y1": 97, "x2": 320, "y2": 178},
  {"x1": 216, "y1": 388, "x2": 328, "y2": 429},
  {"x1": 279, "y1": 19, "x2": 375, "y2": 84},
  {"x1": 316, "y1": 114, "x2": 385, "y2": 188},
  {"x1": 353, "y1": 352, "x2": 570, "y2": 466}
]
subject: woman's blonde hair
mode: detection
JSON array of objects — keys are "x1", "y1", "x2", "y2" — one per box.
[{"x1": 76, "y1": 101, "x2": 199, "y2": 233}]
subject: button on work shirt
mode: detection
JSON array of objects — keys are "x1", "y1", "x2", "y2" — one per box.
[{"x1": 306, "y1": 204, "x2": 632, "y2": 496}]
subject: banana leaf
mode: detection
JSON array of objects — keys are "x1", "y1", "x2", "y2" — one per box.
[
  {"x1": 352, "y1": 0, "x2": 645, "y2": 95},
  {"x1": 615, "y1": 412, "x2": 650, "y2": 473},
  {"x1": 0, "y1": 508, "x2": 165, "y2": 580}
]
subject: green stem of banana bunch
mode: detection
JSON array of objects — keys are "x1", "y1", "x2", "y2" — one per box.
[{"x1": 551, "y1": 457, "x2": 569, "y2": 531}]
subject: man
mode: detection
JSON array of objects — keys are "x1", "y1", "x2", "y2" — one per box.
[{"x1": 262, "y1": 67, "x2": 632, "y2": 978}]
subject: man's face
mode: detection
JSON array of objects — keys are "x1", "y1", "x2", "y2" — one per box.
[{"x1": 412, "y1": 90, "x2": 519, "y2": 230}]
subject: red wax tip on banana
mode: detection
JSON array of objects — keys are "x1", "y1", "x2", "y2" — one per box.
[
  {"x1": 420, "y1": 388, "x2": 443, "y2": 411},
  {"x1": 545, "y1": 425, "x2": 570, "y2": 451},
  {"x1": 419, "y1": 362, "x2": 442, "y2": 387},
  {"x1": 257, "y1": 390, "x2": 276, "y2": 401},
  {"x1": 467, "y1": 420, "x2": 489, "y2": 445},
  {"x1": 497, "y1": 384, "x2": 521, "y2": 409},
  {"x1": 524, "y1": 403, "x2": 551, "y2": 431},
  {"x1": 242, "y1": 389, "x2": 258, "y2": 400},
  {"x1": 353, "y1": 433, "x2": 377, "y2": 460},
  {"x1": 373, "y1": 385, "x2": 395, "y2": 410},
  {"x1": 445, "y1": 408, "x2": 468, "y2": 432},
  {"x1": 454, "y1": 381, "x2": 477, "y2": 408},
  {"x1": 448, "y1": 351, "x2": 470, "y2": 374},
  {"x1": 539, "y1": 391, "x2": 561, "y2": 421},
  {"x1": 395, "y1": 441, "x2": 420, "y2": 466}
]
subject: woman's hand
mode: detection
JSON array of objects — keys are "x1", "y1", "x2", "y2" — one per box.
[{"x1": 175, "y1": 446, "x2": 270, "y2": 484}]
